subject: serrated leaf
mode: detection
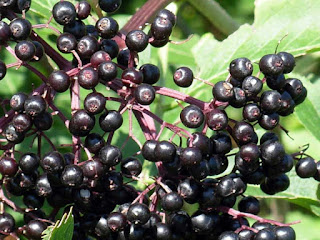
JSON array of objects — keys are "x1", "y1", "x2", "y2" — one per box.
[
  {"x1": 245, "y1": 169, "x2": 320, "y2": 216},
  {"x1": 42, "y1": 206, "x2": 74, "y2": 240},
  {"x1": 189, "y1": 0, "x2": 320, "y2": 101}
]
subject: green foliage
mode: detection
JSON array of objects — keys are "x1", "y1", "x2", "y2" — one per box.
[
  {"x1": 42, "y1": 207, "x2": 74, "y2": 240},
  {"x1": 293, "y1": 74, "x2": 320, "y2": 142}
]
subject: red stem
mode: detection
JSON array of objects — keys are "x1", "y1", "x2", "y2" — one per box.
[{"x1": 217, "y1": 206, "x2": 301, "y2": 227}]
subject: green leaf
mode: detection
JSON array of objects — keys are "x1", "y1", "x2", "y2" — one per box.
[
  {"x1": 293, "y1": 74, "x2": 320, "y2": 141},
  {"x1": 189, "y1": 0, "x2": 320, "y2": 101},
  {"x1": 245, "y1": 170, "x2": 320, "y2": 216},
  {"x1": 42, "y1": 206, "x2": 74, "y2": 240}
]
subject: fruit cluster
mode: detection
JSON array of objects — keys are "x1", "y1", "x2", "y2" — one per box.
[{"x1": 0, "y1": 0, "x2": 319, "y2": 239}]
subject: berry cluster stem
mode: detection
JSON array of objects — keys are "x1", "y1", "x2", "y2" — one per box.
[{"x1": 217, "y1": 206, "x2": 301, "y2": 227}]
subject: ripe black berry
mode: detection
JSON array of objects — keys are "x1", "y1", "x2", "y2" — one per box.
[
  {"x1": 95, "y1": 215, "x2": 111, "y2": 237},
  {"x1": 284, "y1": 78, "x2": 304, "y2": 100},
  {"x1": 207, "y1": 109, "x2": 228, "y2": 131},
  {"x1": 259, "y1": 113, "x2": 279, "y2": 130},
  {"x1": 157, "y1": 9, "x2": 176, "y2": 26},
  {"x1": 4, "y1": 123, "x2": 25, "y2": 144},
  {"x1": 134, "y1": 84, "x2": 156, "y2": 105},
  {"x1": 0, "y1": 212, "x2": 15, "y2": 234},
  {"x1": 33, "y1": 111, "x2": 53, "y2": 131},
  {"x1": 99, "y1": 144, "x2": 122, "y2": 167},
  {"x1": 69, "y1": 110, "x2": 95, "y2": 137},
  {"x1": 97, "y1": 61, "x2": 118, "y2": 82},
  {"x1": 99, "y1": 0, "x2": 122, "y2": 13},
  {"x1": 48, "y1": 70, "x2": 71, "y2": 92},
  {"x1": 210, "y1": 132, "x2": 232, "y2": 154},
  {"x1": 295, "y1": 157, "x2": 317, "y2": 178},
  {"x1": 173, "y1": 67, "x2": 194, "y2": 87},
  {"x1": 56, "y1": 33, "x2": 77, "y2": 53},
  {"x1": 0, "y1": 21, "x2": 11, "y2": 44},
  {"x1": 100, "y1": 39, "x2": 119, "y2": 59},
  {"x1": 260, "y1": 90, "x2": 282, "y2": 113},
  {"x1": 294, "y1": 86, "x2": 307, "y2": 105},
  {"x1": 277, "y1": 52, "x2": 295, "y2": 74},
  {"x1": 232, "y1": 121, "x2": 256, "y2": 146},
  {"x1": 0, "y1": 60, "x2": 6, "y2": 80},
  {"x1": 90, "y1": 50, "x2": 111, "y2": 68},
  {"x1": 161, "y1": 192, "x2": 184, "y2": 211},
  {"x1": 16, "y1": 0, "x2": 32, "y2": 13},
  {"x1": 243, "y1": 103, "x2": 261, "y2": 122},
  {"x1": 218, "y1": 231, "x2": 239, "y2": 240},
  {"x1": 259, "y1": 54, "x2": 284, "y2": 76},
  {"x1": 240, "y1": 143, "x2": 260, "y2": 162},
  {"x1": 125, "y1": 30, "x2": 149, "y2": 52},
  {"x1": 84, "y1": 133, "x2": 105, "y2": 155},
  {"x1": 121, "y1": 157, "x2": 142, "y2": 177},
  {"x1": 24, "y1": 95, "x2": 47, "y2": 117},
  {"x1": 0, "y1": 157, "x2": 18, "y2": 177},
  {"x1": 107, "y1": 212, "x2": 126, "y2": 232},
  {"x1": 31, "y1": 41, "x2": 44, "y2": 61},
  {"x1": 9, "y1": 18, "x2": 32, "y2": 40},
  {"x1": 180, "y1": 147, "x2": 202, "y2": 167},
  {"x1": 266, "y1": 74, "x2": 286, "y2": 90},
  {"x1": 25, "y1": 220, "x2": 47, "y2": 240},
  {"x1": 76, "y1": 1, "x2": 91, "y2": 20},
  {"x1": 154, "y1": 222, "x2": 172, "y2": 240},
  {"x1": 142, "y1": 140, "x2": 157, "y2": 162},
  {"x1": 12, "y1": 113, "x2": 32, "y2": 133},
  {"x1": 23, "y1": 192, "x2": 44, "y2": 209},
  {"x1": 191, "y1": 211, "x2": 218, "y2": 233},
  {"x1": 52, "y1": 1, "x2": 76, "y2": 25},
  {"x1": 230, "y1": 87, "x2": 247, "y2": 108},
  {"x1": 19, "y1": 153, "x2": 40, "y2": 174},
  {"x1": 151, "y1": 16, "x2": 173, "y2": 40},
  {"x1": 10, "y1": 92, "x2": 28, "y2": 112},
  {"x1": 0, "y1": 0, "x2": 16, "y2": 8},
  {"x1": 139, "y1": 63, "x2": 160, "y2": 85},
  {"x1": 212, "y1": 81, "x2": 234, "y2": 102},
  {"x1": 187, "y1": 132, "x2": 211, "y2": 156},
  {"x1": 63, "y1": 20, "x2": 86, "y2": 40},
  {"x1": 35, "y1": 173, "x2": 53, "y2": 197},
  {"x1": 260, "y1": 140, "x2": 285, "y2": 166},
  {"x1": 242, "y1": 76, "x2": 263, "y2": 98},
  {"x1": 82, "y1": 159, "x2": 104, "y2": 179},
  {"x1": 99, "y1": 110, "x2": 123, "y2": 132},
  {"x1": 61, "y1": 164, "x2": 83, "y2": 187},
  {"x1": 229, "y1": 57, "x2": 253, "y2": 81},
  {"x1": 273, "y1": 226, "x2": 296, "y2": 240},
  {"x1": 77, "y1": 36, "x2": 99, "y2": 59},
  {"x1": 95, "y1": 17, "x2": 119, "y2": 39},
  {"x1": 180, "y1": 104, "x2": 204, "y2": 128},
  {"x1": 155, "y1": 140, "x2": 176, "y2": 163},
  {"x1": 278, "y1": 91, "x2": 295, "y2": 116},
  {"x1": 84, "y1": 92, "x2": 106, "y2": 115},
  {"x1": 238, "y1": 196, "x2": 260, "y2": 214},
  {"x1": 127, "y1": 203, "x2": 150, "y2": 225},
  {"x1": 41, "y1": 151, "x2": 65, "y2": 173},
  {"x1": 78, "y1": 67, "x2": 99, "y2": 89},
  {"x1": 150, "y1": 37, "x2": 169, "y2": 48},
  {"x1": 15, "y1": 40, "x2": 36, "y2": 61},
  {"x1": 122, "y1": 67, "x2": 144, "y2": 84}
]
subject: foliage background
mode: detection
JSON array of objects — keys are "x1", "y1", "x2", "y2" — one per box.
[{"x1": 0, "y1": 0, "x2": 320, "y2": 239}]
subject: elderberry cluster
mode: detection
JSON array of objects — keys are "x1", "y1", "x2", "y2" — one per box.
[{"x1": 0, "y1": 0, "x2": 319, "y2": 240}]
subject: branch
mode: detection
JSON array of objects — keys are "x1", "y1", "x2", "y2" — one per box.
[
  {"x1": 187, "y1": 0, "x2": 240, "y2": 37},
  {"x1": 217, "y1": 206, "x2": 301, "y2": 227},
  {"x1": 154, "y1": 86, "x2": 208, "y2": 110}
]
